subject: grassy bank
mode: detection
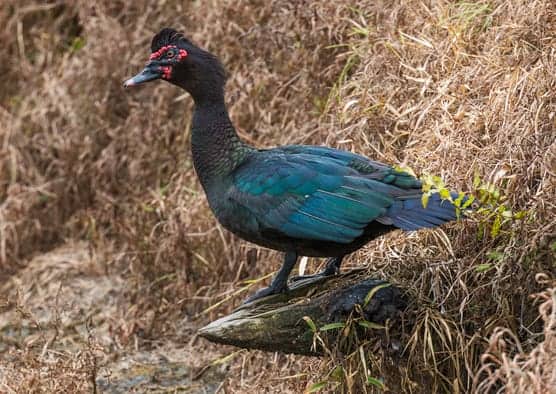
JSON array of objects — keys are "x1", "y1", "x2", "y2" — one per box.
[{"x1": 0, "y1": 1, "x2": 554, "y2": 392}]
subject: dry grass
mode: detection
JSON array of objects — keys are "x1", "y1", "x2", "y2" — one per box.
[
  {"x1": 0, "y1": 0, "x2": 554, "y2": 393},
  {"x1": 0, "y1": 243, "x2": 107, "y2": 392},
  {"x1": 474, "y1": 274, "x2": 556, "y2": 393}
]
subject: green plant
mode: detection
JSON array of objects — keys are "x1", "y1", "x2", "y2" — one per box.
[
  {"x1": 418, "y1": 169, "x2": 527, "y2": 239},
  {"x1": 471, "y1": 173, "x2": 527, "y2": 239}
]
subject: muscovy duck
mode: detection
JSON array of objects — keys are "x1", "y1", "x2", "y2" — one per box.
[{"x1": 124, "y1": 28, "x2": 463, "y2": 303}]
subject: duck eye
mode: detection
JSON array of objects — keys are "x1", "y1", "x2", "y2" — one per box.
[{"x1": 166, "y1": 50, "x2": 175, "y2": 58}]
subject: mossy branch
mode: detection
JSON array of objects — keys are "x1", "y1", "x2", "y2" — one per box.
[{"x1": 198, "y1": 271, "x2": 406, "y2": 356}]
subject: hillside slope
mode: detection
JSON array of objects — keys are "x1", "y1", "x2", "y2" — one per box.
[{"x1": 0, "y1": 1, "x2": 554, "y2": 392}]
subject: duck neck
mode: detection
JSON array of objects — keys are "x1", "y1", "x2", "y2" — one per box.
[{"x1": 190, "y1": 96, "x2": 250, "y2": 190}]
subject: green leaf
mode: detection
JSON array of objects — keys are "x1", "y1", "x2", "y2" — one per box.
[
  {"x1": 358, "y1": 320, "x2": 385, "y2": 330},
  {"x1": 491, "y1": 214, "x2": 502, "y2": 238},
  {"x1": 439, "y1": 188, "x2": 451, "y2": 200},
  {"x1": 38, "y1": 193, "x2": 50, "y2": 203},
  {"x1": 306, "y1": 381, "x2": 327, "y2": 393},
  {"x1": 303, "y1": 316, "x2": 317, "y2": 333},
  {"x1": 319, "y1": 322, "x2": 346, "y2": 331},
  {"x1": 364, "y1": 283, "x2": 391, "y2": 307},
  {"x1": 454, "y1": 192, "x2": 465, "y2": 207},
  {"x1": 477, "y1": 222, "x2": 485, "y2": 240},
  {"x1": 432, "y1": 175, "x2": 445, "y2": 188},
  {"x1": 502, "y1": 209, "x2": 514, "y2": 218},
  {"x1": 393, "y1": 165, "x2": 416, "y2": 177},
  {"x1": 70, "y1": 36, "x2": 85, "y2": 52},
  {"x1": 473, "y1": 172, "x2": 481, "y2": 188},
  {"x1": 366, "y1": 376, "x2": 385, "y2": 389},
  {"x1": 330, "y1": 366, "x2": 344, "y2": 382},
  {"x1": 475, "y1": 263, "x2": 492, "y2": 273},
  {"x1": 142, "y1": 204, "x2": 154, "y2": 212},
  {"x1": 462, "y1": 194, "x2": 475, "y2": 209},
  {"x1": 477, "y1": 189, "x2": 487, "y2": 203},
  {"x1": 421, "y1": 193, "x2": 430, "y2": 208},
  {"x1": 486, "y1": 250, "x2": 504, "y2": 261}
]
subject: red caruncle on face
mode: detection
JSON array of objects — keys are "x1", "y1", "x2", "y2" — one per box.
[
  {"x1": 159, "y1": 65, "x2": 172, "y2": 79},
  {"x1": 149, "y1": 45, "x2": 188, "y2": 61},
  {"x1": 148, "y1": 45, "x2": 188, "y2": 80}
]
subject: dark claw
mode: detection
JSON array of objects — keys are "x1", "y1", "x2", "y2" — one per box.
[
  {"x1": 243, "y1": 285, "x2": 288, "y2": 304},
  {"x1": 291, "y1": 256, "x2": 343, "y2": 283},
  {"x1": 290, "y1": 270, "x2": 338, "y2": 283},
  {"x1": 290, "y1": 265, "x2": 340, "y2": 283}
]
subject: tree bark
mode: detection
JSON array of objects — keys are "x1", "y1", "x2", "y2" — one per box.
[{"x1": 198, "y1": 270, "x2": 406, "y2": 356}]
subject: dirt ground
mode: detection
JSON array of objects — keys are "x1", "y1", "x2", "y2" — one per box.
[{"x1": 0, "y1": 242, "x2": 227, "y2": 392}]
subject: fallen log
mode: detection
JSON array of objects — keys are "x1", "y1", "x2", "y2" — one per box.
[{"x1": 198, "y1": 270, "x2": 406, "y2": 356}]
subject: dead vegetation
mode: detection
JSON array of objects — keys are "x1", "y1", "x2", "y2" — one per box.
[
  {"x1": 0, "y1": 0, "x2": 554, "y2": 393},
  {"x1": 474, "y1": 274, "x2": 556, "y2": 393}
]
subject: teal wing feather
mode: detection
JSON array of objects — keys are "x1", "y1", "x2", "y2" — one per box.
[
  {"x1": 277, "y1": 145, "x2": 422, "y2": 189},
  {"x1": 230, "y1": 145, "x2": 461, "y2": 243},
  {"x1": 230, "y1": 148, "x2": 410, "y2": 244},
  {"x1": 275, "y1": 145, "x2": 462, "y2": 231}
]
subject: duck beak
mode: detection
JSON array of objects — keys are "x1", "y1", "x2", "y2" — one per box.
[{"x1": 123, "y1": 63, "x2": 161, "y2": 87}]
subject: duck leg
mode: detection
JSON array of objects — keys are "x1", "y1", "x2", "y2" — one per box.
[
  {"x1": 244, "y1": 251, "x2": 297, "y2": 303},
  {"x1": 289, "y1": 256, "x2": 344, "y2": 282}
]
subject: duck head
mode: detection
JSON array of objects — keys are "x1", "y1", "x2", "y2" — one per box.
[{"x1": 124, "y1": 28, "x2": 227, "y2": 103}]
